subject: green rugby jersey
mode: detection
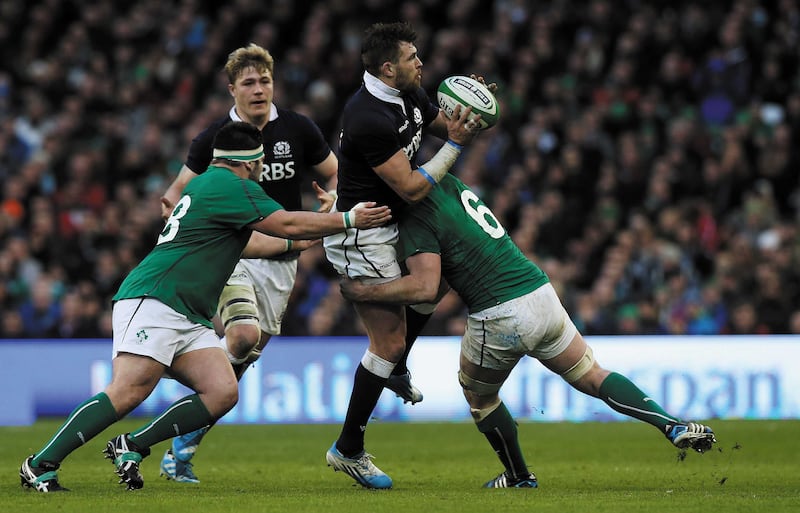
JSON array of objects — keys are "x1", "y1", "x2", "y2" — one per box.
[
  {"x1": 113, "y1": 166, "x2": 283, "y2": 326},
  {"x1": 396, "y1": 174, "x2": 549, "y2": 313}
]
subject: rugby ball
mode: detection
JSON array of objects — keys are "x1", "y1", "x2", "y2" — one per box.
[{"x1": 437, "y1": 75, "x2": 499, "y2": 129}]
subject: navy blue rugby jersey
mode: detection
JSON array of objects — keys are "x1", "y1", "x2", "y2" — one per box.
[
  {"x1": 185, "y1": 106, "x2": 331, "y2": 211},
  {"x1": 336, "y1": 80, "x2": 440, "y2": 216}
]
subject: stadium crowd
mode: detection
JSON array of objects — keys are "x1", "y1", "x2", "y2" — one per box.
[{"x1": 0, "y1": 0, "x2": 799, "y2": 339}]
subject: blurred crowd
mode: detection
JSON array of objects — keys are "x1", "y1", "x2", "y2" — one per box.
[{"x1": 0, "y1": 0, "x2": 799, "y2": 339}]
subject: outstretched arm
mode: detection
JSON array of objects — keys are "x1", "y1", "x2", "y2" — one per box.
[
  {"x1": 249, "y1": 202, "x2": 391, "y2": 240},
  {"x1": 241, "y1": 232, "x2": 320, "y2": 258},
  {"x1": 242, "y1": 179, "x2": 335, "y2": 258}
]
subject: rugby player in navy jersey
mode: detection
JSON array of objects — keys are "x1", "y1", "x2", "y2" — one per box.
[
  {"x1": 322, "y1": 21, "x2": 488, "y2": 489},
  {"x1": 157, "y1": 43, "x2": 340, "y2": 483}
]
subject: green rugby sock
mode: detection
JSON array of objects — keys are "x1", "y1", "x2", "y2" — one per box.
[
  {"x1": 128, "y1": 393, "x2": 214, "y2": 449},
  {"x1": 476, "y1": 402, "x2": 529, "y2": 479},
  {"x1": 32, "y1": 392, "x2": 119, "y2": 466},
  {"x1": 598, "y1": 372, "x2": 679, "y2": 430}
]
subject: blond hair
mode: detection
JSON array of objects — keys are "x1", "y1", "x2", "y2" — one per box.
[{"x1": 224, "y1": 43, "x2": 274, "y2": 84}]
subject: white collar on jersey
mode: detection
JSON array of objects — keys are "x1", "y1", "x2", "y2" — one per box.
[
  {"x1": 229, "y1": 103, "x2": 278, "y2": 123},
  {"x1": 363, "y1": 71, "x2": 406, "y2": 113}
]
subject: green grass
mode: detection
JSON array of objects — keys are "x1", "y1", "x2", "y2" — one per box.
[{"x1": 1, "y1": 419, "x2": 798, "y2": 512}]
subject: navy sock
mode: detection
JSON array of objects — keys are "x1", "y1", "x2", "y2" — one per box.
[{"x1": 336, "y1": 364, "x2": 386, "y2": 456}]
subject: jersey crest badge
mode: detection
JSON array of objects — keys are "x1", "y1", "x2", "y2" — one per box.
[
  {"x1": 273, "y1": 141, "x2": 292, "y2": 159},
  {"x1": 413, "y1": 107, "x2": 422, "y2": 126}
]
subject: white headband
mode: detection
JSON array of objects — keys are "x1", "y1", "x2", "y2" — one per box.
[{"x1": 212, "y1": 145, "x2": 265, "y2": 162}]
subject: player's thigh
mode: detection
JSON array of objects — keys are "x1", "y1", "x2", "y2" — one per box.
[
  {"x1": 108, "y1": 353, "x2": 164, "y2": 390},
  {"x1": 539, "y1": 333, "x2": 609, "y2": 395},
  {"x1": 539, "y1": 332, "x2": 589, "y2": 375},
  {"x1": 105, "y1": 353, "x2": 164, "y2": 414},
  {"x1": 218, "y1": 262, "x2": 259, "y2": 334},
  {"x1": 461, "y1": 302, "x2": 526, "y2": 372},
  {"x1": 167, "y1": 317, "x2": 234, "y2": 391},
  {"x1": 459, "y1": 352, "x2": 513, "y2": 387},
  {"x1": 522, "y1": 283, "x2": 578, "y2": 361},
  {"x1": 239, "y1": 258, "x2": 297, "y2": 336},
  {"x1": 171, "y1": 346, "x2": 236, "y2": 396}
]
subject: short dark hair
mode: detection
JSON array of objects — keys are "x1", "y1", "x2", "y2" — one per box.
[
  {"x1": 213, "y1": 121, "x2": 262, "y2": 152},
  {"x1": 361, "y1": 21, "x2": 417, "y2": 75}
]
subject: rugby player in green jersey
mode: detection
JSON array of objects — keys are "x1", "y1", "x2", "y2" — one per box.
[
  {"x1": 341, "y1": 173, "x2": 716, "y2": 488},
  {"x1": 19, "y1": 121, "x2": 391, "y2": 492}
]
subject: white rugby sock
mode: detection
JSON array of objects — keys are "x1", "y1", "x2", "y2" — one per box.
[{"x1": 360, "y1": 350, "x2": 396, "y2": 378}]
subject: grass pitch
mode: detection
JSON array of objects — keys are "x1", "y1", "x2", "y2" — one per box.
[{"x1": 1, "y1": 419, "x2": 797, "y2": 512}]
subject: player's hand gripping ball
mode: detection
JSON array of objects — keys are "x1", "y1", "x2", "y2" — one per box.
[{"x1": 437, "y1": 75, "x2": 499, "y2": 129}]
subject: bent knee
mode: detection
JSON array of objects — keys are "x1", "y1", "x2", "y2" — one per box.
[
  {"x1": 571, "y1": 366, "x2": 610, "y2": 397},
  {"x1": 105, "y1": 388, "x2": 149, "y2": 417},
  {"x1": 105, "y1": 381, "x2": 159, "y2": 416},
  {"x1": 221, "y1": 386, "x2": 239, "y2": 411},
  {"x1": 226, "y1": 324, "x2": 261, "y2": 357},
  {"x1": 205, "y1": 384, "x2": 239, "y2": 418}
]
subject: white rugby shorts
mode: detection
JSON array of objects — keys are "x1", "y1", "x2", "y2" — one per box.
[
  {"x1": 112, "y1": 298, "x2": 224, "y2": 366},
  {"x1": 221, "y1": 258, "x2": 297, "y2": 335},
  {"x1": 461, "y1": 283, "x2": 578, "y2": 371},
  {"x1": 323, "y1": 211, "x2": 401, "y2": 280}
]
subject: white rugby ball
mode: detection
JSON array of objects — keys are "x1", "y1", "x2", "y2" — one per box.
[{"x1": 437, "y1": 75, "x2": 499, "y2": 129}]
